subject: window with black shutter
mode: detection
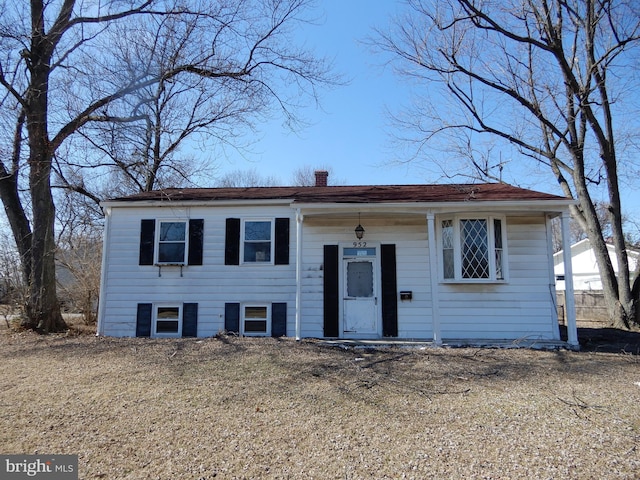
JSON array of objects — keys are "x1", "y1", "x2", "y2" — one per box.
[{"x1": 138, "y1": 219, "x2": 204, "y2": 266}]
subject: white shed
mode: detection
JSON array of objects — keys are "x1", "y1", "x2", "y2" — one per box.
[{"x1": 554, "y1": 238, "x2": 640, "y2": 291}]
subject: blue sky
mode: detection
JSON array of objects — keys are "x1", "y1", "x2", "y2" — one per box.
[
  {"x1": 215, "y1": 0, "x2": 416, "y2": 186},
  {"x1": 212, "y1": 0, "x2": 639, "y2": 222}
]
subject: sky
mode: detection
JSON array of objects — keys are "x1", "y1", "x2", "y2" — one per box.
[
  {"x1": 214, "y1": 0, "x2": 416, "y2": 186},
  {"x1": 211, "y1": 0, "x2": 639, "y2": 221},
  {"x1": 0, "y1": 1, "x2": 637, "y2": 236}
]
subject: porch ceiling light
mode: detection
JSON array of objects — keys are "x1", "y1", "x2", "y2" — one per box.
[{"x1": 355, "y1": 213, "x2": 365, "y2": 240}]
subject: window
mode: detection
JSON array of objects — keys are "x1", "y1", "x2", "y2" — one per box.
[
  {"x1": 139, "y1": 219, "x2": 203, "y2": 266},
  {"x1": 153, "y1": 305, "x2": 182, "y2": 338},
  {"x1": 157, "y1": 221, "x2": 187, "y2": 264},
  {"x1": 242, "y1": 305, "x2": 270, "y2": 336},
  {"x1": 225, "y1": 218, "x2": 289, "y2": 266},
  {"x1": 439, "y1": 215, "x2": 507, "y2": 282},
  {"x1": 242, "y1": 220, "x2": 273, "y2": 263}
]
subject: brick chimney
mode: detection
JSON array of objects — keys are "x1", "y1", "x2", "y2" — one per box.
[{"x1": 314, "y1": 170, "x2": 328, "y2": 187}]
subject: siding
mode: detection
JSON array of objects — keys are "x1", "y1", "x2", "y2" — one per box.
[
  {"x1": 438, "y1": 216, "x2": 559, "y2": 340},
  {"x1": 101, "y1": 206, "x2": 295, "y2": 337},
  {"x1": 299, "y1": 218, "x2": 432, "y2": 339},
  {"x1": 101, "y1": 207, "x2": 559, "y2": 342}
]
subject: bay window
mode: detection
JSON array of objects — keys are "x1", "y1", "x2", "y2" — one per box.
[{"x1": 439, "y1": 215, "x2": 507, "y2": 282}]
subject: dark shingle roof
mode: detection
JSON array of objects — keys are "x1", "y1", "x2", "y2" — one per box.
[{"x1": 108, "y1": 183, "x2": 568, "y2": 204}]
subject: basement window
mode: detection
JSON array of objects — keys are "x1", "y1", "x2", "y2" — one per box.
[
  {"x1": 242, "y1": 305, "x2": 270, "y2": 336},
  {"x1": 153, "y1": 305, "x2": 182, "y2": 338}
]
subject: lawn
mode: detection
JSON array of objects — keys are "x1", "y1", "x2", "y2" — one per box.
[{"x1": 1, "y1": 329, "x2": 639, "y2": 479}]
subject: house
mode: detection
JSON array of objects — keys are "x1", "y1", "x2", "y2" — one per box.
[
  {"x1": 97, "y1": 173, "x2": 579, "y2": 347},
  {"x1": 554, "y1": 238, "x2": 639, "y2": 291}
]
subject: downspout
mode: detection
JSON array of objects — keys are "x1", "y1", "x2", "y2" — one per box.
[
  {"x1": 546, "y1": 214, "x2": 562, "y2": 340},
  {"x1": 427, "y1": 213, "x2": 442, "y2": 345},
  {"x1": 96, "y1": 206, "x2": 112, "y2": 336},
  {"x1": 561, "y1": 211, "x2": 579, "y2": 348},
  {"x1": 295, "y1": 209, "x2": 303, "y2": 340}
]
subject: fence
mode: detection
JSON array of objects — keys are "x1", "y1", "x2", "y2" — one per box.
[{"x1": 556, "y1": 291, "x2": 611, "y2": 327}]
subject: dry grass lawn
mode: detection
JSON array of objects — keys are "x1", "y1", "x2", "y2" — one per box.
[{"x1": 1, "y1": 327, "x2": 639, "y2": 479}]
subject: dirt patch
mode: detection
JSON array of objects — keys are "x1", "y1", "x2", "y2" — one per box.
[{"x1": 1, "y1": 329, "x2": 639, "y2": 479}]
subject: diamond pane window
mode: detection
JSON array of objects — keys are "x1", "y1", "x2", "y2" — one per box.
[
  {"x1": 461, "y1": 219, "x2": 489, "y2": 279},
  {"x1": 439, "y1": 216, "x2": 507, "y2": 282}
]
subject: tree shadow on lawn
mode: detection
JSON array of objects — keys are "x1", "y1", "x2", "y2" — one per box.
[{"x1": 560, "y1": 325, "x2": 640, "y2": 354}]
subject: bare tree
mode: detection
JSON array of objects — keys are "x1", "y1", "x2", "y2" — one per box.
[
  {"x1": 0, "y1": 0, "x2": 334, "y2": 332},
  {"x1": 0, "y1": 232, "x2": 28, "y2": 327},
  {"x1": 290, "y1": 165, "x2": 345, "y2": 186},
  {"x1": 215, "y1": 168, "x2": 281, "y2": 187},
  {"x1": 375, "y1": 0, "x2": 640, "y2": 327},
  {"x1": 56, "y1": 234, "x2": 102, "y2": 326}
]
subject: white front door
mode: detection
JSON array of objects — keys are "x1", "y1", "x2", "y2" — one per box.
[{"x1": 343, "y1": 258, "x2": 378, "y2": 336}]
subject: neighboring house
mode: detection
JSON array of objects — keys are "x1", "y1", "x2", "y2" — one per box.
[
  {"x1": 97, "y1": 174, "x2": 578, "y2": 347},
  {"x1": 554, "y1": 238, "x2": 640, "y2": 291}
]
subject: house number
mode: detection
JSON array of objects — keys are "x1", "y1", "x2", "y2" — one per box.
[{"x1": 352, "y1": 241, "x2": 367, "y2": 248}]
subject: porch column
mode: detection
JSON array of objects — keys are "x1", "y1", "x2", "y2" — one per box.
[
  {"x1": 561, "y1": 210, "x2": 579, "y2": 347},
  {"x1": 96, "y1": 206, "x2": 112, "y2": 336},
  {"x1": 427, "y1": 213, "x2": 442, "y2": 345},
  {"x1": 295, "y1": 210, "x2": 303, "y2": 341}
]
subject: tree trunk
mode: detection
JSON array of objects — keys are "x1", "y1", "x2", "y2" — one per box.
[
  {"x1": 0, "y1": 168, "x2": 32, "y2": 288},
  {"x1": 24, "y1": 152, "x2": 66, "y2": 332},
  {"x1": 21, "y1": 24, "x2": 67, "y2": 333}
]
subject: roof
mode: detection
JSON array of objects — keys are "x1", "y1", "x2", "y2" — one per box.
[{"x1": 107, "y1": 183, "x2": 569, "y2": 205}]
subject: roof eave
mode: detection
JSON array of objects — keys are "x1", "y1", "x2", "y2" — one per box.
[
  {"x1": 293, "y1": 199, "x2": 576, "y2": 213},
  {"x1": 100, "y1": 198, "x2": 293, "y2": 208}
]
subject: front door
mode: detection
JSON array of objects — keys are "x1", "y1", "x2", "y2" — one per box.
[{"x1": 343, "y1": 256, "x2": 378, "y2": 336}]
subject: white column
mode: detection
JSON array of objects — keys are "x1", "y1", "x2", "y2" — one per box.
[
  {"x1": 561, "y1": 210, "x2": 579, "y2": 348},
  {"x1": 295, "y1": 210, "x2": 303, "y2": 341},
  {"x1": 427, "y1": 213, "x2": 442, "y2": 345},
  {"x1": 96, "y1": 206, "x2": 111, "y2": 336}
]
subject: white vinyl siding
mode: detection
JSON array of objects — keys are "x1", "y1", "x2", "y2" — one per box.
[
  {"x1": 437, "y1": 216, "x2": 558, "y2": 340},
  {"x1": 298, "y1": 216, "x2": 432, "y2": 339},
  {"x1": 99, "y1": 205, "x2": 559, "y2": 342},
  {"x1": 99, "y1": 205, "x2": 295, "y2": 337}
]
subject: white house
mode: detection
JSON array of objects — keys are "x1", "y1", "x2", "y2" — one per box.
[
  {"x1": 554, "y1": 238, "x2": 640, "y2": 291},
  {"x1": 97, "y1": 174, "x2": 579, "y2": 347}
]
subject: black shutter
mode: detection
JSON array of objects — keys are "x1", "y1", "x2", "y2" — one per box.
[
  {"x1": 225, "y1": 218, "x2": 240, "y2": 265},
  {"x1": 182, "y1": 303, "x2": 198, "y2": 337},
  {"x1": 225, "y1": 302, "x2": 240, "y2": 334},
  {"x1": 272, "y1": 302, "x2": 287, "y2": 337},
  {"x1": 274, "y1": 218, "x2": 290, "y2": 265},
  {"x1": 381, "y1": 244, "x2": 398, "y2": 337},
  {"x1": 139, "y1": 220, "x2": 155, "y2": 265},
  {"x1": 323, "y1": 245, "x2": 339, "y2": 337},
  {"x1": 136, "y1": 303, "x2": 152, "y2": 337},
  {"x1": 188, "y1": 219, "x2": 204, "y2": 266}
]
